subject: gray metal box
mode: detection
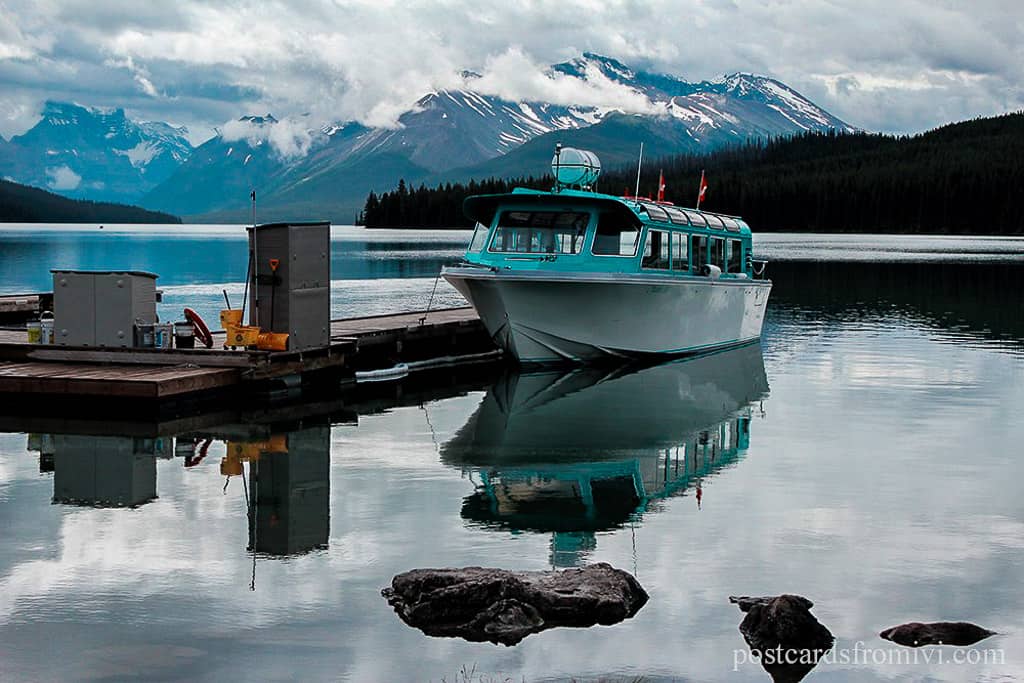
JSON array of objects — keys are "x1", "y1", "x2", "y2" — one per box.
[
  {"x1": 247, "y1": 222, "x2": 331, "y2": 351},
  {"x1": 52, "y1": 270, "x2": 157, "y2": 347}
]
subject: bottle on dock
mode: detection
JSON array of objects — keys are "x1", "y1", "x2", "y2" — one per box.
[
  {"x1": 26, "y1": 319, "x2": 41, "y2": 344},
  {"x1": 37, "y1": 312, "x2": 54, "y2": 344}
]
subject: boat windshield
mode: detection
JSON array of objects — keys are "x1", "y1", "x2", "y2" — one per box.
[
  {"x1": 489, "y1": 210, "x2": 589, "y2": 254},
  {"x1": 469, "y1": 222, "x2": 489, "y2": 251}
]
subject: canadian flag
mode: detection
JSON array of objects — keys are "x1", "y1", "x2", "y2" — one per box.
[
  {"x1": 657, "y1": 170, "x2": 666, "y2": 202},
  {"x1": 697, "y1": 170, "x2": 708, "y2": 208}
]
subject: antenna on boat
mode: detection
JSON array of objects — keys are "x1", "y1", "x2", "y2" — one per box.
[
  {"x1": 634, "y1": 142, "x2": 644, "y2": 204},
  {"x1": 553, "y1": 142, "x2": 563, "y2": 193}
]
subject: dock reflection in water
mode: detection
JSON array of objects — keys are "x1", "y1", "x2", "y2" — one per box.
[
  {"x1": 25, "y1": 422, "x2": 332, "y2": 559},
  {"x1": 442, "y1": 344, "x2": 769, "y2": 567},
  {"x1": 26, "y1": 435, "x2": 167, "y2": 508}
]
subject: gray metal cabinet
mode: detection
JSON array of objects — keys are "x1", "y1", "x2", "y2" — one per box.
[
  {"x1": 52, "y1": 270, "x2": 157, "y2": 347},
  {"x1": 247, "y1": 222, "x2": 331, "y2": 350}
]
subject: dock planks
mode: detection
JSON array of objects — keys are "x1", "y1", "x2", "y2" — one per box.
[
  {"x1": 0, "y1": 361, "x2": 238, "y2": 398},
  {"x1": 0, "y1": 306, "x2": 487, "y2": 403}
]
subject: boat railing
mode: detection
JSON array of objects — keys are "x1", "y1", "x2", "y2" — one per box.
[{"x1": 751, "y1": 259, "x2": 769, "y2": 280}]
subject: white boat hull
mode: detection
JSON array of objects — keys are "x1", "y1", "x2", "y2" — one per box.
[{"x1": 442, "y1": 267, "x2": 772, "y2": 363}]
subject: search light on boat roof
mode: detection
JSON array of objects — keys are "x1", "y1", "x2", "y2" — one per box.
[{"x1": 552, "y1": 146, "x2": 601, "y2": 189}]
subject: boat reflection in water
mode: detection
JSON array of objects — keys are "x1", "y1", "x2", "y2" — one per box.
[
  {"x1": 25, "y1": 423, "x2": 331, "y2": 558},
  {"x1": 442, "y1": 343, "x2": 769, "y2": 567}
]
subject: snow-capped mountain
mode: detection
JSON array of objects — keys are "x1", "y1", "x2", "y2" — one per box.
[
  {"x1": 4, "y1": 54, "x2": 851, "y2": 220},
  {"x1": 551, "y1": 53, "x2": 852, "y2": 141},
  {"x1": 0, "y1": 101, "x2": 192, "y2": 204},
  {"x1": 356, "y1": 89, "x2": 602, "y2": 169},
  {"x1": 143, "y1": 55, "x2": 851, "y2": 221}
]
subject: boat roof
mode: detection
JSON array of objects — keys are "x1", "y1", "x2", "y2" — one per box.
[{"x1": 463, "y1": 187, "x2": 750, "y2": 234}]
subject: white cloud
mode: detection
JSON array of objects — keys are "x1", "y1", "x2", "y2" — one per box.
[
  {"x1": 45, "y1": 165, "x2": 81, "y2": 190},
  {"x1": 468, "y1": 47, "x2": 660, "y2": 115},
  {"x1": 220, "y1": 116, "x2": 314, "y2": 159},
  {"x1": 0, "y1": 0, "x2": 1020, "y2": 139}
]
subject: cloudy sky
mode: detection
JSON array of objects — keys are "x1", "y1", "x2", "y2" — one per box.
[{"x1": 0, "y1": 0, "x2": 1021, "y2": 143}]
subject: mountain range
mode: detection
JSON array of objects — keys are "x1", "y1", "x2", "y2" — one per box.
[
  {"x1": 0, "y1": 54, "x2": 853, "y2": 223},
  {"x1": 0, "y1": 101, "x2": 192, "y2": 204}
]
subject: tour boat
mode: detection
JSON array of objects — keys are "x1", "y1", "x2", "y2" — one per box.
[{"x1": 441, "y1": 147, "x2": 772, "y2": 363}]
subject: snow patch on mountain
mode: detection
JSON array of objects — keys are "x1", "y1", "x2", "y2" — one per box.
[{"x1": 114, "y1": 141, "x2": 160, "y2": 169}]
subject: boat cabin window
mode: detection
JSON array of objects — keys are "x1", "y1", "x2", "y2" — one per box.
[
  {"x1": 469, "y1": 222, "x2": 489, "y2": 252},
  {"x1": 642, "y1": 229, "x2": 671, "y2": 270},
  {"x1": 710, "y1": 237, "x2": 725, "y2": 268},
  {"x1": 722, "y1": 217, "x2": 741, "y2": 232},
  {"x1": 692, "y1": 235, "x2": 708, "y2": 271},
  {"x1": 489, "y1": 210, "x2": 588, "y2": 255},
  {"x1": 727, "y1": 239, "x2": 743, "y2": 273},
  {"x1": 672, "y1": 232, "x2": 689, "y2": 271},
  {"x1": 663, "y1": 206, "x2": 690, "y2": 225},
  {"x1": 705, "y1": 215, "x2": 726, "y2": 230},
  {"x1": 593, "y1": 211, "x2": 640, "y2": 256},
  {"x1": 684, "y1": 211, "x2": 708, "y2": 228}
]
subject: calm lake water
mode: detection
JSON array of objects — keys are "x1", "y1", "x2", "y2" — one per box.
[{"x1": 1, "y1": 225, "x2": 1023, "y2": 682}]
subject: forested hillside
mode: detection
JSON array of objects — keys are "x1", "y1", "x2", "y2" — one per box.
[
  {"x1": 361, "y1": 112, "x2": 1024, "y2": 234},
  {"x1": 0, "y1": 178, "x2": 180, "y2": 224}
]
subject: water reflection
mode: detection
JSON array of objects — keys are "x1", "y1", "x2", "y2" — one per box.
[
  {"x1": 443, "y1": 344, "x2": 769, "y2": 566},
  {"x1": 24, "y1": 419, "x2": 333, "y2": 559},
  {"x1": 768, "y1": 261, "x2": 1024, "y2": 351},
  {"x1": 25, "y1": 435, "x2": 168, "y2": 507},
  {"x1": 242, "y1": 427, "x2": 331, "y2": 556}
]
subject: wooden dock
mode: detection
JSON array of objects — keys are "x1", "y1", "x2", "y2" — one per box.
[
  {"x1": 0, "y1": 360, "x2": 501, "y2": 439},
  {"x1": 0, "y1": 292, "x2": 52, "y2": 321},
  {"x1": 0, "y1": 306, "x2": 496, "y2": 409},
  {"x1": 0, "y1": 362, "x2": 238, "y2": 398}
]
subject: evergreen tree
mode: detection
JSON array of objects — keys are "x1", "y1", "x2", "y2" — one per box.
[{"x1": 361, "y1": 113, "x2": 1024, "y2": 234}]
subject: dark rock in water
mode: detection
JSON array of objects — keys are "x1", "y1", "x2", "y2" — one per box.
[
  {"x1": 880, "y1": 621, "x2": 997, "y2": 647},
  {"x1": 730, "y1": 595, "x2": 834, "y2": 683},
  {"x1": 382, "y1": 563, "x2": 648, "y2": 645}
]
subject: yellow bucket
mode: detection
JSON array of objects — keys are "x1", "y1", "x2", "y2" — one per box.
[
  {"x1": 219, "y1": 308, "x2": 243, "y2": 330},
  {"x1": 226, "y1": 324, "x2": 261, "y2": 348}
]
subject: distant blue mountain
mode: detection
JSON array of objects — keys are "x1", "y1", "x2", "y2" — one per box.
[{"x1": 0, "y1": 101, "x2": 192, "y2": 204}]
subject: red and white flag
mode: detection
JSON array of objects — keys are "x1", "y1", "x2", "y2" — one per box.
[
  {"x1": 657, "y1": 170, "x2": 666, "y2": 202},
  {"x1": 696, "y1": 170, "x2": 708, "y2": 208}
]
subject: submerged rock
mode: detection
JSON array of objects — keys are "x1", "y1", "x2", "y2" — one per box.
[
  {"x1": 880, "y1": 621, "x2": 997, "y2": 647},
  {"x1": 730, "y1": 595, "x2": 834, "y2": 683},
  {"x1": 382, "y1": 563, "x2": 648, "y2": 645}
]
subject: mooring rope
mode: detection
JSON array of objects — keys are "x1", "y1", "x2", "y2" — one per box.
[{"x1": 419, "y1": 269, "x2": 443, "y2": 326}]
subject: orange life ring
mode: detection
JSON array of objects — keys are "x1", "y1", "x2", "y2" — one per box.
[{"x1": 183, "y1": 307, "x2": 213, "y2": 349}]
